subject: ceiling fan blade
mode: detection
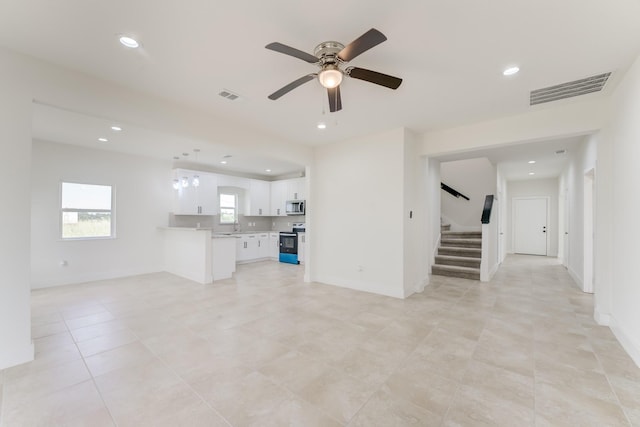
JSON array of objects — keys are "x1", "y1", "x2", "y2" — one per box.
[
  {"x1": 346, "y1": 67, "x2": 403, "y2": 89},
  {"x1": 328, "y1": 85, "x2": 342, "y2": 112},
  {"x1": 338, "y1": 28, "x2": 387, "y2": 62},
  {"x1": 268, "y1": 74, "x2": 316, "y2": 100},
  {"x1": 265, "y1": 42, "x2": 319, "y2": 64}
]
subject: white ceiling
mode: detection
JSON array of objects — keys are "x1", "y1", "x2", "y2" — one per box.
[{"x1": 3, "y1": 0, "x2": 640, "y2": 177}]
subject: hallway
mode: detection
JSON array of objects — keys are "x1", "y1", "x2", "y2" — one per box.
[{"x1": 0, "y1": 256, "x2": 638, "y2": 426}]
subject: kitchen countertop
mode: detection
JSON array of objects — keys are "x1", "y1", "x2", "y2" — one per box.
[{"x1": 160, "y1": 227, "x2": 293, "y2": 235}]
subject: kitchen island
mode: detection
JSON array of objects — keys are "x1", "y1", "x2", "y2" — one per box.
[{"x1": 159, "y1": 227, "x2": 236, "y2": 284}]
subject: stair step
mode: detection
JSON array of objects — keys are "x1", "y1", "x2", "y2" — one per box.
[
  {"x1": 442, "y1": 231, "x2": 482, "y2": 239},
  {"x1": 432, "y1": 264, "x2": 480, "y2": 280},
  {"x1": 441, "y1": 238, "x2": 481, "y2": 248},
  {"x1": 441, "y1": 223, "x2": 451, "y2": 232},
  {"x1": 435, "y1": 255, "x2": 481, "y2": 268},
  {"x1": 438, "y1": 246, "x2": 482, "y2": 258}
]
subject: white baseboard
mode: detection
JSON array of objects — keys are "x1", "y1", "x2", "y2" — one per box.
[
  {"x1": 567, "y1": 266, "x2": 583, "y2": 290},
  {"x1": 609, "y1": 315, "x2": 640, "y2": 368},
  {"x1": 0, "y1": 341, "x2": 34, "y2": 370},
  {"x1": 313, "y1": 275, "x2": 405, "y2": 299},
  {"x1": 411, "y1": 276, "x2": 429, "y2": 296},
  {"x1": 31, "y1": 266, "x2": 164, "y2": 289},
  {"x1": 489, "y1": 262, "x2": 499, "y2": 280},
  {"x1": 594, "y1": 308, "x2": 611, "y2": 326}
]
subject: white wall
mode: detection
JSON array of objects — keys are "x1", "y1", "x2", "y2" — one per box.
[
  {"x1": 506, "y1": 178, "x2": 559, "y2": 257},
  {"x1": 402, "y1": 129, "x2": 426, "y2": 296},
  {"x1": 441, "y1": 157, "x2": 496, "y2": 231},
  {"x1": 421, "y1": 98, "x2": 606, "y2": 157},
  {"x1": 425, "y1": 158, "x2": 442, "y2": 275},
  {"x1": 31, "y1": 140, "x2": 172, "y2": 288},
  {"x1": 603, "y1": 54, "x2": 640, "y2": 366},
  {"x1": 0, "y1": 52, "x2": 34, "y2": 369},
  {"x1": 311, "y1": 128, "x2": 406, "y2": 298},
  {"x1": 558, "y1": 137, "x2": 597, "y2": 288},
  {"x1": 496, "y1": 166, "x2": 508, "y2": 263}
]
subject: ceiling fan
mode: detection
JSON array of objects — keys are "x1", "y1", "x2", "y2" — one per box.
[{"x1": 265, "y1": 28, "x2": 402, "y2": 112}]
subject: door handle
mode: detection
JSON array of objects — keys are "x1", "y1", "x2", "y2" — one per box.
[{"x1": 543, "y1": 226, "x2": 547, "y2": 233}]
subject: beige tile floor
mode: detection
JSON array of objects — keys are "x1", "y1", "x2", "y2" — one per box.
[{"x1": 1, "y1": 255, "x2": 639, "y2": 426}]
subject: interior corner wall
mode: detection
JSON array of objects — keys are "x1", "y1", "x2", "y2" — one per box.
[
  {"x1": 31, "y1": 141, "x2": 173, "y2": 288},
  {"x1": 0, "y1": 50, "x2": 34, "y2": 369},
  {"x1": 604, "y1": 53, "x2": 640, "y2": 366},
  {"x1": 440, "y1": 157, "x2": 496, "y2": 231},
  {"x1": 506, "y1": 178, "x2": 559, "y2": 257},
  {"x1": 310, "y1": 128, "x2": 405, "y2": 298},
  {"x1": 402, "y1": 129, "x2": 425, "y2": 297},
  {"x1": 559, "y1": 137, "x2": 597, "y2": 288},
  {"x1": 496, "y1": 167, "x2": 508, "y2": 263},
  {"x1": 426, "y1": 158, "x2": 441, "y2": 276}
]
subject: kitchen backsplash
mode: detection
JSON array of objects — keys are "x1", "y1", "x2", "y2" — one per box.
[{"x1": 168, "y1": 214, "x2": 305, "y2": 232}]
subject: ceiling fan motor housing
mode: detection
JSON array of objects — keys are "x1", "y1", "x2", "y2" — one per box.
[{"x1": 314, "y1": 41, "x2": 345, "y2": 65}]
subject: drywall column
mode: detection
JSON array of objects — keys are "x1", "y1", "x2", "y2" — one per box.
[{"x1": 0, "y1": 51, "x2": 34, "y2": 368}]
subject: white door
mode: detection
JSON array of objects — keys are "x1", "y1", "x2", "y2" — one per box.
[{"x1": 513, "y1": 197, "x2": 548, "y2": 255}]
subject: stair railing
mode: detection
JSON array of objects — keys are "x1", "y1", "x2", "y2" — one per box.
[{"x1": 441, "y1": 183, "x2": 470, "y2": 200}]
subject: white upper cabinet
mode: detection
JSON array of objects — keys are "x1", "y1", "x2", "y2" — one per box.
[
  {"x1": 245, "y1": 179, "x2": 270, "y2": 216},
  {"x1": 270, "y1": 180, "x2": 288, "y2": 216},
  {"x1": 287, "y1": 177, "x2": 306, "y2": 200},
  {"x1": 172, "y1": 169, "x2": 218, "y2": 215}
]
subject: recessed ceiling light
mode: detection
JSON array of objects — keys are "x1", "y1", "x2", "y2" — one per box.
[
  {"x1": 555, "y1": 149, "x2": 566, "y2": 155},
  {"x1": 317, "y1": 122, "x2": 327, "y2": 129},
  {"x1": 223, "y1": 154, "x2": 232, "y2": 159},
  {"x1": 529, "y1": 172, "x2": 535, "y2": 175},
  {"x1": 220, "y1": 161, "x2": 227, "y2": 165},
  {"x1": 119, "y1": 36, "x2": 140, "y2": 49},
  {"x1": 265, "y1": 169, "x2": 272, "y2": 172},
  {"x1": 503, "y1": 66, "x2": 520, "y2": 76},
  {"x1": 528, "y1": 160, "x2": 536, "y2": 164},
  {"x1": 98, "y1": 137, "x2": 108, "y2": 142},
  {"x1": 111, "y1": 125, "x2": 122, "y2": 132}
]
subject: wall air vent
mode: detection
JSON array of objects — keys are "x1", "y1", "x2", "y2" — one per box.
[
  {"x1": 218, "y1": 89, "x2": 242, "y2": 101},
  {"x1": 530, "y1": 72, "x2": 611, "y2": 106}
]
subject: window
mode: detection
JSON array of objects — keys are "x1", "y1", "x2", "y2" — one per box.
[
  {"x1": 61, "y1": 182, "x2": 114, "y2": 239},
  {"x1": 219, "y1": 193, "x2": 237, "y2": 224}
]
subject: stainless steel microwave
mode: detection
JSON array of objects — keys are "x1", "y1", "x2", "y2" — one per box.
[{"x1": 286, "y1": 200, "x2": 305, "y2": 215}]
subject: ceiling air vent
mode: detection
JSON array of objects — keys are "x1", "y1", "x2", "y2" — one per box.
[
  {"x1": 530, "y1": 72, "x2": 611, "y2": 106},
  {"x1": 218, "y1": 89, "x2": 242, "y2": 101}
]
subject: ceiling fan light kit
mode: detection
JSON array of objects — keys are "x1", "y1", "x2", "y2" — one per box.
[
  {"x1": 318, "y1": 66, "x2": 343, "y2": 89},
  {"x1": 266, "y1": 28, "x2": 402, "y2": 112}
]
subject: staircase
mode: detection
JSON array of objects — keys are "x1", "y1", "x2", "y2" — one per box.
[{"x1": 432, "y1": 226, "x2": 481, "y2": 280}]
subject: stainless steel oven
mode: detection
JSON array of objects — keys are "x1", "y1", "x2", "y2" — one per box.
[
  {"x1": 279, "y1": 232, "x2": 298, "y2": 264},
  {"x1": 279, "y1": 222, "x2": 305, "y2": 265}
]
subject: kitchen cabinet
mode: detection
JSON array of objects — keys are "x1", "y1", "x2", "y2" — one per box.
[
  {"x1": 235, "y1": 234, "x2": 258, "y2": 262},
  {"x1": 270, "y1": 177, "x2": 306, "y2": 216},
  {"x1": 172, "y1": 169, "x2": 218, "y2": 215},
  {"x1": 245, "y1": 179, "x2": 270, "y2": 216},
  {"x1": 257, "y1": 233, "x2": 270, "y2": 259},
  {"x1": 298, "y1": 232, "x2": 306, "y2": 264},
  {"x1": 269, "y1": 180, "x2": 287, "y2": 216},
  {"x1": 269, "y1": 232, "x2": 279, "y2": 259},
  {"x1": 287, "y1": 177, "x2": 306, "y2": 201}
]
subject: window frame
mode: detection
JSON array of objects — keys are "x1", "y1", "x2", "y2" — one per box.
[
  {"x1": 219, "y1": 192, "x2": 238, "y2": 224},
  {"x1": 60, "y1": 181, "x2": 116, "y2": 240}
]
